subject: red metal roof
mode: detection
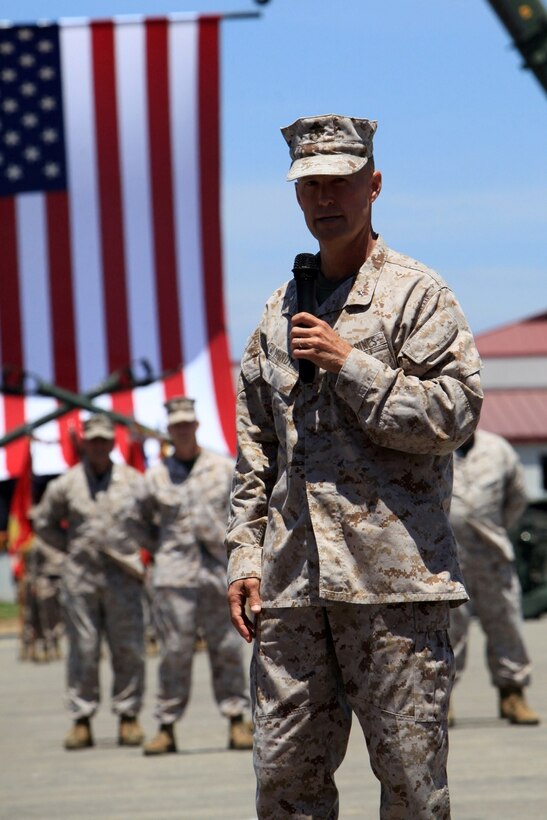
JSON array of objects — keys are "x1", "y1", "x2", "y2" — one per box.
[
  {"x1": 476, "y1": 312, "x2": 547, "y2": 357},
  {"x1": 478, "y1": 389, "x2": 547, "y2": 443}
]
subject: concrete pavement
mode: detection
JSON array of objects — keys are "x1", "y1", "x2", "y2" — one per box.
[{"x1": 1, "y1": 617, "x2": 546, "y2": 819}]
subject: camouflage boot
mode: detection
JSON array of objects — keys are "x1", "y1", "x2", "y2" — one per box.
[
  {"x1": 499, "y1": 687, "x2": 541, "y2": 725},
  {"x1": 228, "y1": 715, "x2": 253, "y2": 750},
  {"x1": 143, "y1": 724, "x2": 177, "y2": 756},
  {"x1": 118, "y1": 716, "x2": 145, "y2": 747},
  {"x1": 64, "y1": 717, "x2": 94, "y2": 750}
]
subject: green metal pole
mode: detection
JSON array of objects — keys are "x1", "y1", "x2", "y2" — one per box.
[
  {"x1": 0, "y1": 371, "x2": 162, "y2": 448},
  {"x1": 486, "y1": 0, "x2": 547, "y2": 93}
]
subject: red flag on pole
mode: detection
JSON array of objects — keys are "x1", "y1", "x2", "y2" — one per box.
[{"x1": 7, "y1": 439, "x2": 34, "y2": 575}]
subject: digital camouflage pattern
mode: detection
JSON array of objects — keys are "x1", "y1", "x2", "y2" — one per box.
[
  {"x1": 226, "y1": 236, "x2": 483, "y2": 607},
  {"x1": 281, "y1": 114, "x2": 377, "y2": 181},
  {"x1": 129, "y1": 450, "x2": 250, "y2": 723},
  {"x1": 448, "y1": 430, "x2": 531, "y2": 687},
  {"x1": 226, "y1": 234, "x2": 482, "y2": 818},
  {"x1": 33, "y1": 461, "x2": 145, "y2": 719},
  {"x1": 33, "y1": 461, "x2": 146, "y2": 592},
  {"x1": 129, "y1": 450, "x2": 235, "y2": 585},
  {"x1": 253, "y1": 602, "x2": 453, "y2": 819},
  {"x1": 21, "y1": 535, "x2": 64, "y2": 658},
  {"x1": 151, "y1": 578, "x2": 249, "y2": 724}
]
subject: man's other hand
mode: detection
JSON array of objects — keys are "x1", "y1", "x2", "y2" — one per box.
[{"x1": 227, "y1": 578, "x2": 262, "y2": 643}]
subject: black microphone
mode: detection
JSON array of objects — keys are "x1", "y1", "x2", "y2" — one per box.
[{"x1": 292, "y1": 253, "x2": 320, "y2": 384}]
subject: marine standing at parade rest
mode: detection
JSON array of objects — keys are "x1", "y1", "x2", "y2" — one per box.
[
  {"x1": 34, "y1": 414, "x2": 146, "y2": 750},
  {"x1": 448, "y1": 429, "x2": 540, "y2": 725},
  {"x1": 128, "y1": 397, "x2": 253, "y2": 755},
  {"x1": 226, "y1": 114, "x2": 483, "y2": 819}
]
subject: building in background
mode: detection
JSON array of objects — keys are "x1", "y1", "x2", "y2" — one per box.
[{"x1": 476, "y1": 311, "x2": 547, "y2": 500}]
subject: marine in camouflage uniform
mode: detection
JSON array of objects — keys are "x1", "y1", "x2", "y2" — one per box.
[
  {"x1": 448, "y1": 429, "x2": 540, "y2": 725},
  {"x1": 226, "y1": 114, "x2": 483, "y2": 820},
  {"x1": 20, "y1": 533, "x2": 64, "y2": 662},
  {"x1": 128, "y1": 396, "x2": 252, "y2": 755},
  {"x1": 33, "y1": 414, "x2": 146, "y2": 750}
]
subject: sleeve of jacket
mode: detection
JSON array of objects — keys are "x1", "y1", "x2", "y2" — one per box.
[
  {"x1": 125, "y1": 473, "x2": 161, "y2": 554},
  {"x1": 225, "y1": 327, "x2": 279, "y2": 584},
  {"x1": 502, "y1": 445, "x2": 528, "y2": 531},
  {"x1": 32, "y1": 476, "x2": 69, "y2": 552},
  {"x1": 192, "y1": 458, "x2": 233, "y2": 565},
  {"x1": 335, "y1": 286, "x2": 483, "y2": 454}
]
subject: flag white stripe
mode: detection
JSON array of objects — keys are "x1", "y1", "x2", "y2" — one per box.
[
  {"x1": 170, "y1": 22, "x2": 205, "y2": 365},
  {"x1": 116, "y1": 21, "x2": 162, "y2": 378},
  {"x1": 27, "y1": 396, "x2": 68, "y2": 476},
  {"x1": 16, "y1": 193, "x2": 54, "y2": 384},
  {"x1": 131, "y1": 379, "x2": 169, "y2": 438},
  {"x1": 60, "y1": 22, "x2": 108, "y2": 392},
  {"x1": 170, "y1": 21, "x2": 226, "y2": 453}
]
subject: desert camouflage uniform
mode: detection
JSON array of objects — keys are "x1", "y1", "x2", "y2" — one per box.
[
  {"x1": 21, "y1": 535, "x2": 64, "y2": 660},
  {"x1": 226, "y1": 237, "x2": 483, "y2": 819},
  {"x1": 448, "y1": 429, "x2": 531, "y2": 687},
  {"x1": 33, "y1": 461, "x2": 145, "y2": 719},
  {"x1": 129, "y1": 450, "x2": 249, "y2": 724}
]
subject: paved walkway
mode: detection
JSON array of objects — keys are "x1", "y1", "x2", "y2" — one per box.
[{"x1": 0, "y1": 617, "x2": 546, "y2": 819}]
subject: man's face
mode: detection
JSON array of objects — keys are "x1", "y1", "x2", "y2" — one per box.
[
  {"x1": 295, "y1": 166, "x2": 381, "y2": 246},
  {"x1": 82, "y1": 437, "x2": 114, "y2": 470},
  {"x1": 168, "y1": 421, "x2": 198, "y2": 453}
]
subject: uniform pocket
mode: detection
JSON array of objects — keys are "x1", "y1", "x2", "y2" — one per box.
[
  {"x1": 262, "y1": 354, "x2": 298, "y2": 398},
  {"x1": 368, "y1": 602, "x2": 454, "y2": 722}
]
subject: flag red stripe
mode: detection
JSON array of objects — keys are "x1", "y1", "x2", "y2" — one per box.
[
  {"x1": 91, "y1": 22, "x2": 131, "y2": 373},
  {"x1": 2, "y1": 397, "x2": 29, "y2": 478},
  {"x1": 46, "y1": 191, "x2": 78, "y2": 391},
  {"x1": 145, "y1": 19, "x2": 185, "y2": 388},
  {"x1": 58, "y1": 409, "x2": 81, "y2": 467},
  {"x1": 198, "y1": 19, "x2": 236, "y2": 453},
  {"x1": 0, "y1": 199, "x2": 29, "y2": 473},
  {"x1": 0, "y1": 197, "x2": 24, "y2": 376},
  {"x1": 162, "y1": 370, "x2": 185, "y2": 402},
  {"x1": 111, "y1": 389, "x2": 136, "y2": 462}
]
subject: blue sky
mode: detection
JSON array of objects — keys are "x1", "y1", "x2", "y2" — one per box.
[{"x1": 3, "y1": 0, "x2": 547, "y2": 359}]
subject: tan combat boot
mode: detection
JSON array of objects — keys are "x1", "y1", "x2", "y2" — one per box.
[
  {"x1": 118, "y1": 716, "x2": 145, "y2": 747},
  {"x1": 143, "y1": 724, "x2": 177, "y2": 756},
  {"x1": 228, "y1": 716, "x2": 253, "y2": 750},
  {"x1": 64, "y1": 718, "x2": 94, "y2": 750},
  {"x1": 499, "y1": 687, "x2": 541, "y2": 725}
]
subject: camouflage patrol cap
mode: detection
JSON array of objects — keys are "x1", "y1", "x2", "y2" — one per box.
[
  {"x1": 164, "y1": 395, "x2": 197, "y2": 425},
  {"x1": 281, "y1": 114, "x2": 377, "y2": 181},
  {"x1": 82, "y1": 414, "x2": 115, "y2": 440}
]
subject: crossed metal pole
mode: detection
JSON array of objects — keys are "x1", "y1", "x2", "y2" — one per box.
[{"x1": 0, "y1": 364, "x2": 169, "y2": 449}]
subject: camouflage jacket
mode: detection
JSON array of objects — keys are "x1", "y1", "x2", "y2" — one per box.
[
  {"x1": 128, "y1": 449, "x2": 234, "y2": 587},
  {"x1": 450, "y1": 429, "x2": 527, "y2": 561},
  {"x1": 33, "y1": 460, "x2": 144, "y2": 593},
  {"x1": 226, "y1": 237, "x2": 483, "y2": 607}
]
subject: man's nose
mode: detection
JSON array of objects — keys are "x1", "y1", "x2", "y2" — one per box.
[{"x1": 317, "y1": 184, "x2": 335, "y2": 205}]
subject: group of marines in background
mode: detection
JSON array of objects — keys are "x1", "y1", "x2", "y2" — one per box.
[{"x1": 11, "y1": 398, "x2": 542, "y2": 756}]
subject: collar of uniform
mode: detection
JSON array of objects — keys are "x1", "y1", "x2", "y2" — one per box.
[
  {"x1": 341, "y1": 235, "x2": 388, "y2": 309},
  {"x1": 282, "y1": 235, "x2": 388, "y2": 318}
]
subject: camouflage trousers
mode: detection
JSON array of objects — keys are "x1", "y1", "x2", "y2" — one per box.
[
  {"x1": 21, "y1": 576, "x2": 63, "y2": 654},
  {"x1": 449, "y1": 546, "x2": 532, "y2": 688},
  {"x1": 252, "y1": 602, "x2": 454, "y2": 820},
  {"x1": 61, "y1": 573, "x2": 145, "y2": 719},
  {"x1": 152, "y1": 569, "x2": 250, "y2": 724}
]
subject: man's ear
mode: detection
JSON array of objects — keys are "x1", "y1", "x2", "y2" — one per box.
[
  {"x1": 370, "y1": 170, "x2": 382, "y2": 203},
  {"x1": 295, "y1": 181, "x2": 303, "y2": 211}
]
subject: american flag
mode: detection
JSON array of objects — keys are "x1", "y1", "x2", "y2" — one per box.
[{"x1": 0, "y1": 15, "x2": 236, "y2": 480}]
